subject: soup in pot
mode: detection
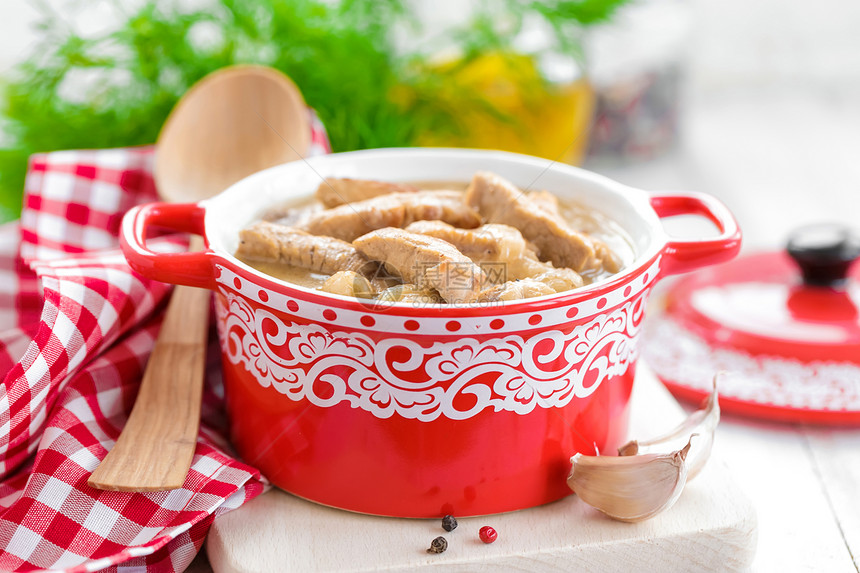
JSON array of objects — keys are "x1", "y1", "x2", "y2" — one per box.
[{"x1": 235, "y1": 171, "x2": 633, "y2": 304}]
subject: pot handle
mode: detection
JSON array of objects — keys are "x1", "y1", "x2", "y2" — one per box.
[
  {"x1": 650, "y1": 192, "x2": 742, "y2": 276},
  {"x1": 120, "y1": 202, "x2": 217, "y2": 289}
]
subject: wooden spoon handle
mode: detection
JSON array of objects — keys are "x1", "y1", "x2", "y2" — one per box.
[{"x1": 89, "y1": 235, "x2": 210, "y2": 492}]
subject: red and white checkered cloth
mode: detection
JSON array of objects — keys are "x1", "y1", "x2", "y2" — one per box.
[{"x1": 0, "y1": 112, "x2": 330, "y2": 572}]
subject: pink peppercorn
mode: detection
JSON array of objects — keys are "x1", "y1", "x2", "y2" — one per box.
[{"x1": 479, "y1": 526, "x2": 497, "y2": 544}]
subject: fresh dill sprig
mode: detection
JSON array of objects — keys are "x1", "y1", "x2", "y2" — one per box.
[{"x1": 0, "y1": 0, "x2": 629, "y2": 220}]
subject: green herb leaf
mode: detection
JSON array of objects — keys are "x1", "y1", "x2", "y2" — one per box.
[{"x1": 0, "y1": 0, "x2": 629, "y2": 221}]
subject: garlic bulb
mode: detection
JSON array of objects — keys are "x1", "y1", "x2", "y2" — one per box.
[
  {"x1": 618, "y1": 377, "x2": 720, "y2": 480},
  {"x1": 568, "y1": 438, "x2": 693, "y2": 523}
]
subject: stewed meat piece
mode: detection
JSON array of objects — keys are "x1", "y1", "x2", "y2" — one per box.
[
  {"x1": 528, "y1": 190, "x2": 562, "y2": 218},
  {"x1": 591, "y1": 241, "x2": 621, "y2": 274},
  {"x1": 527, "y1": 189, "x2": 620, "y2": 275},
  {"x1": 301, "y1": 191, "x2": 481, "y2": 242},
  {"x1": 464, "y1": 172, "x2": 595, "y2": 271},
  {"x1": 353, "y1": 228, "x2": 486, "y2": 304},
  {"x1": 315, "y1": 178, "x2": 419, "y2": 208},
  {"x1": 237, "y1": 221, "x2": 372, "y2": 276},
  {"x1": 404, "y1": 220, "x2": 583, "y2": 290},
  {"x1": 404, "y1": 221, "x2": 531, "y2": 264}
]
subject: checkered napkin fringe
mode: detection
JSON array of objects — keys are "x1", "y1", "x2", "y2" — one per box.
[{"x1": 0, "y1": 112, "x2": 330, "y2": 572}]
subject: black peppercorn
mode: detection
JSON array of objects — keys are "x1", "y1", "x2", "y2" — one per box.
[
  {"x1": 441, "y1": 514, "x2": 458, "y2": 532},
  {"x1": 427, "y1": 536, "x2": 448, "y2": 554}
]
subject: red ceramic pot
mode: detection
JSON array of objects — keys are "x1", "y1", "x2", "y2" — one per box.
[{"x1": 121, "y1": 149, "x2": 740, "y2": 517}]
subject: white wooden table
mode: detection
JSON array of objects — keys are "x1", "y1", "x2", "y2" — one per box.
[{"x1": 593, "y1": 87, "x2": 860, "y2": 572}]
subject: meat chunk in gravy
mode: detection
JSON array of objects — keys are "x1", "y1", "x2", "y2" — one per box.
[
  {"x1": 404, "y1": 221, "x2": 531, "y2": 265},
  {"x1": 315, "y1": 178, "x2": 418, "y2": 208},
  {"x1": 527, "y1": 190, "x2": 562, "y2": 217},
  {"x1": 527, "y1": 189, "x2": 620, "y2": 275},
  {"x1": 237, "y1": 221, "x2": 373, "y2": 276},
  {"x1": 404, "y1": 220, "x2": 583, "y2": 290},
  {"x1": 465, "y1": 172, "x2": 596, "y2": 271},
  {"x1": 301, "y1": 191, "x2": 481, "y2": 242},
  {"x1": 353, "y1": 228, "x2": 485, "y2": 304}
]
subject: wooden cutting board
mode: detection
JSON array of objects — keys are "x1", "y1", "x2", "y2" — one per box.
[{"x1": 206, "y1": 366, "x2": 757, "y2": 572}]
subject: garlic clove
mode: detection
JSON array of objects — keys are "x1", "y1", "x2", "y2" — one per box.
[
  {"x1": 568, "y1": 438, "x2": 693, "y2": 523},
  {"x1": 618, "y1": 377, "x2": 719, "y2": 480}
]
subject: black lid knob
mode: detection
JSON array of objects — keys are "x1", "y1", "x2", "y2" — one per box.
[{"x1": 787, "y1": 224, "x2": 860, "y2": 287}]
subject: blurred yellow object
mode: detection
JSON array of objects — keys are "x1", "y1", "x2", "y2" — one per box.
[{"x1": 416, "y1": 52, "x2": 595, "y2": 165}]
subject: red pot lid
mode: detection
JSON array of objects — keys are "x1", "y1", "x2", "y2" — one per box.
[{"x1": 643, "y1": 224, "x2": 860, "y2": 425}]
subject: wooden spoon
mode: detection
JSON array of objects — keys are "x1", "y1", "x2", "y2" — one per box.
[{"x1": 89, "y1": 65, "x2": 310, "y2": 491}]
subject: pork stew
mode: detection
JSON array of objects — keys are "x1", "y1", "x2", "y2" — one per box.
[{"x1": 235, "y1": 172, "x2": 633, "y2": 304}]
